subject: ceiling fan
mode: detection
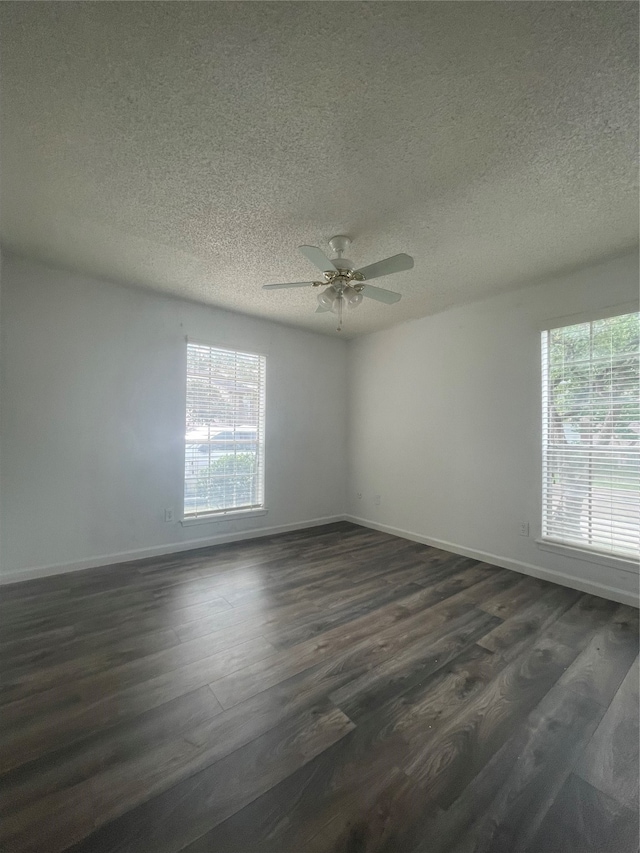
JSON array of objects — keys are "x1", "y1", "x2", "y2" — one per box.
[{"x1": 263, "y1": 236, "x2": 414, "y2": 331}]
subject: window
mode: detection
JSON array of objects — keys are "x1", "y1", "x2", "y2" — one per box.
[
  {"x1": 184, "y1": 342, "x2": 266, "y2": 518},
  {"x1": 541, "y1": 311, "x2": 639, "y2": 560}
]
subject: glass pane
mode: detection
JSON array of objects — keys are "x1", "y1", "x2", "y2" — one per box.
[
  {"x1": 543, "y1": 312, "x2": 640, "y2": 558},
  {"x1": 184, "y1": 344, "x2": 265, "y2": 515}
]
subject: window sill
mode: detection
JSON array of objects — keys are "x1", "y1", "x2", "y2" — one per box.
[
  {"x1": 536, "y1": 538, "x2": 639, "y2": 574},
  {"x1": 181, "y1": 508, "x2": 268, "y2": 526}
]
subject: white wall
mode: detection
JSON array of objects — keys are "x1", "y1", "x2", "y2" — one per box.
[
  {"x1": 0, "y1": 254, "x2": 348, "y2": 580},
  {"x1": 347, "y1": 251, "x2": 640, "y2": 605},
  {"x1": 3, "y1": 250, "x2": 638, "y2": 603}
]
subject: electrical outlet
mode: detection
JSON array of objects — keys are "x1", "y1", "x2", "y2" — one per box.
[
  {"x1": 356, "y1": 492, "x2": 362, "y2": 500},
  {"x1": 374, "y1": 495, "x2": 381, "y2": 506},
  {"x1": 164, "y1": 508, "x2": 174, "y2": 523},
  {"x1": 519, "y1": 521, "x2": 529, "y2": 537}
]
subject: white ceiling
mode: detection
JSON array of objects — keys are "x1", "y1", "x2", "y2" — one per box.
[{"x1": 1, "y1": 2, "x2": 637, "y2": 337}]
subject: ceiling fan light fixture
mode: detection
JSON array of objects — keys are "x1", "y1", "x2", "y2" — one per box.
[
  {"x1": 328, "y1": 293, "x2": 346, "y2": 315},
  {"x1": 345, "y1": 289, "x2": 363, "y2": 308},
  {"x1": 317, "y1": 286, "x2": 337, "y2": 310}
]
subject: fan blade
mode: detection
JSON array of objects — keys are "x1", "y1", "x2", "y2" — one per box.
[
  {"x1": 354, "y1": 253, "x2": 414, "y2": 281},
  {"x1": 299, "y1": 245, "x2": 338, "y2": 273},
  {"x1": 360, "y1": 284, "x2": 402, "y2": 304},
  {"x1": 315, "y1": 305, "x2": 330, "y2": 313},
  {"x1": 262, "y1": 282, "x2": 315, "y2": 290}
]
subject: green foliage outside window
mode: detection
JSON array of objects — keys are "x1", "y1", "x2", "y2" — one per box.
[{"x1": 196, "y1": 453, "x2": 258, "y2": 509}]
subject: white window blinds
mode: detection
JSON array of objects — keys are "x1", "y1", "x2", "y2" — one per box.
[
  {"x1": 541, "y1": 312, "x2": 640, "y2": 560},
  {"x1": 184, "y1": 342, "x2": 266, "y2": 518}
]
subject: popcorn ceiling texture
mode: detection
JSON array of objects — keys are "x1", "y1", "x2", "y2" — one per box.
[{"x1": 1, "y1": 2, "x2": 637, "y2": 338}]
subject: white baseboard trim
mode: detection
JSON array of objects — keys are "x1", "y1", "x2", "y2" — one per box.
[
  {"x1": 0, "y1": 515, "x2": 345, "y2": 585},
  {"x1": 4, "y1": 513, "x2": 638, "y2": 608},
  {"x1": 344, "y1": 515, "x2": 640, "y2": 608}
]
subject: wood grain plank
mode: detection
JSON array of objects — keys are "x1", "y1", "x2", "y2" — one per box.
[
  {"x1": 0, "y1": 781, "x2": 95, "y2": 853},
  {"x1": 445, "y1": 685, "x2": 606, "y2": 853},
  {"x1": 0, "y1": 626, "x2": 76, "y2": 667},
  {"x1": 307, "y1": 767, "x2": 436, "y2": 853},
  {"x1": 404, "y1": 634, "x2": 583, "y2": 808},
  {"x1": 173, "y1": 594, "x2": 322, "y2": 643},
  {"x1": 526, "y1": 773, "x2": 640, "y2": 853},
  {"x1": 328, "y1": 607, "x2": 500, "y2": 721},
  {"x1": 394, "y1": 626, "x2": 629, "y2": 853},
  {"x1": 556, "y1": 605, "x2": 639, "y2": 707},
  {"x1": 401, "y1": 607, "x2": 638, "y2": 853},
  {"x1": 478, "y1": 575, "x2": 553, "y2": 619},
  {"x1": 85, "y1": 670, "x2": 360, "y2": 828},
  {"x1": 175, "y1": 556, "x2": 492, "y2": 647},
  {"x1": 541, "y1": 593, "x2": 620, "y2": 644},
  {"x1": 266, "y1": 582, "x2": 425, "y2": 650},
  {"x1": 209, "y1": 576, "x2": 509, "y2": 710},
  {"x1": 187, "y1": 643, "x2": 493, "y2": 852},
  {"x1": 174, "y1": 707, "x2": 433, "y2": 853},
  {"x1": 1, "y1": 634, "x2": 276, "y2": 728},
  {"x1": 477, "y1": 585, "x2": 580, "y2": 657},
  {"x1": 0, "y1": 685, "x2": 221, "y2": 818},
  {"x1": 0, "y1": 635, "x2": 276, "y2": 773},
  {"x1": 574, "y1": 654, "x2": 640, "y2": 810},
  {"x1": 0, "y1": 585, "x2": 233, "y2": 642},
  {"x1": 0, "y1": 627, "x2": 182, "y2": 704},
  {"x1": 62, "y1": 702, "x2": 354, "y2": 853}
]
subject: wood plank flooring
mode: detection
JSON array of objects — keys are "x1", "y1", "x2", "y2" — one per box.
[{"x1": 1, "y1": 521, "x2": 638, "y2": 853}]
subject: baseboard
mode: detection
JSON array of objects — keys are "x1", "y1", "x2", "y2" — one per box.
[
  {"x1": 0, "y1": 515, "x2": 345, "y2": 585},
  {"x1": 344, "y1": 515, "x2": 640, "y2": 608},
  {"x1": 5, "y1": 513, "x2": 638, "y2": 608}
]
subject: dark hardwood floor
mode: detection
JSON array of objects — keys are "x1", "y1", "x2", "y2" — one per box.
[{"x1": 1, "y1": 521, "x2": 638, "y2": 853}]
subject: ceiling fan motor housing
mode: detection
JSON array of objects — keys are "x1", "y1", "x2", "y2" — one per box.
[
  {"x1": 328, "y1": 235, "x2": 351, "y2": 256},
  {"x1": 331, "y1": 258, "x2": 354, "y2": 271}
]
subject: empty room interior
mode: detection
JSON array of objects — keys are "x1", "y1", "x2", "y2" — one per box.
[{"x1": 1, "y1": 3, "x2": 639, "y2": 852}]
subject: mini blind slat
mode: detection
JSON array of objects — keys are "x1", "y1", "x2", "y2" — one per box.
[
  {"x1": 541, "y1": 311, "x2": 640, "y2": 561},
  {"x1": 184, "y1": 343, "x2": 266, "y2": 518}
]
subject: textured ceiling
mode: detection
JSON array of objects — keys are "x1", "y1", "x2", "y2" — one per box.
[{"x1": 1, "y1": 2, "x2": 638, "y2": 337}]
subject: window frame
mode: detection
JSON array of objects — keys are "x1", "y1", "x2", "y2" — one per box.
[
  {"x1": 182, "y1": 339, "x2": 267, "y2": 523},
  {"x1": 540, "y1": 309, "x2": 639, "y2": 564}
]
